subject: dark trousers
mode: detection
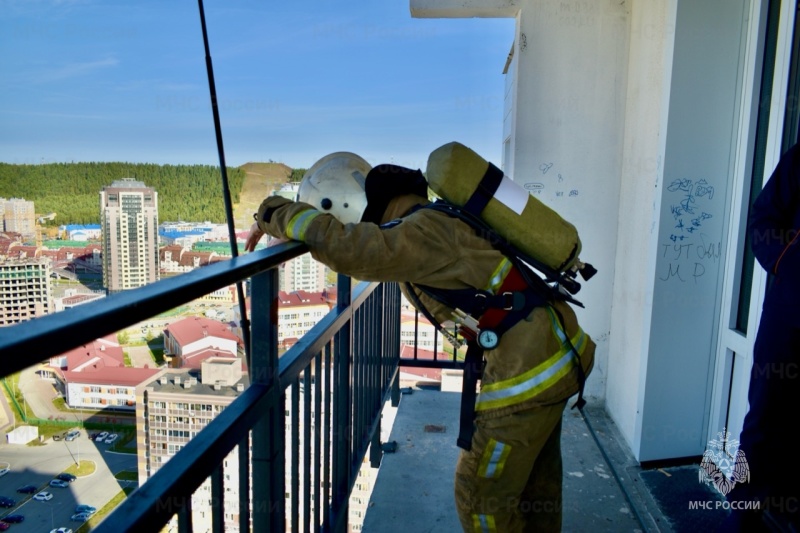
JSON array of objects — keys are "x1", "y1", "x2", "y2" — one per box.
[{"x1": 720, "y1": 305, "x2": 800, "y2": 532}]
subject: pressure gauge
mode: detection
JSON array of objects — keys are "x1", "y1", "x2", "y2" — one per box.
[{"x1": 478, "y1": 329, "x2": 499, "y2": 350}]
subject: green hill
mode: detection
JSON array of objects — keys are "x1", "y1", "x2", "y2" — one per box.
[
  {"x1": 234, "y1": 162, "x2": 293, "y2": 229},
  {"x1": 0, "y1": 161, "x2": 300, "y2": 229}
]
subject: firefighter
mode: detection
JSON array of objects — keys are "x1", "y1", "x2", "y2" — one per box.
[
  {"x1": 245, "y1": 151, "x2": 595, "y2": 532},
  {"x1": 721, "y1": 143, "x2": 800, "y2": 532}
]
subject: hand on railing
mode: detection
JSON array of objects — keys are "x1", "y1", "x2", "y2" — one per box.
[{"x1": 244, "y1": 222, "x2": 265, "y2": 252}]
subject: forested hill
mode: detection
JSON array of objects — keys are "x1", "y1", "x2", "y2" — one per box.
[{"x1": 0, "y1": 162, "x2": 249, "y2": 226}]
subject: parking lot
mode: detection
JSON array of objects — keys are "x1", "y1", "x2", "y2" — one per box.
[{"x1": 0, "y1": 429, "x2": 136, "y2": 532}]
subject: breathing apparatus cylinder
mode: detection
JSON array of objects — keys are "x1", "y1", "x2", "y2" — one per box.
[{"x1": 426, "y1": 141, "x2": 582, "y2": 274}]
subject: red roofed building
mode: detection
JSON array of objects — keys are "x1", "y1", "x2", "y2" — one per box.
[
  {"x1": 0, "y1": 232, "x2": 23, "y2": 258},
  {"x1": 398, "y1": 344, "x2": 466, "y2": 393},
  {"x1": 231, "y1": 290, "x2": 336, "y2": 347},
  {"x1": 276, "y1": 290, "x2": 332, "y2": 348},
  {"x1": 400, "y1": 311, "x2": 444, "y2": 353},
  {"x1": 159, "y1": 245, "x2": 184, "y2": 272},
  {"x1": 4, "y1": 245, "x2": 39, "y2": 260},
  {"x1": 159, "y1": 247, "x2": 218, "y2": 274},
  {"x1": 46, "y1": 336, "x2": 159, "y2": 410},
  {"x1": 399, "y1": 345, "x2": 444, "y2": 383},
  {"x1": 163, "y1": 316, "x2": 241, "y2": 368}
]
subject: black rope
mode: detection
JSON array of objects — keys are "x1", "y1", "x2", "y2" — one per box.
[
  {"x1": 197, "y1": 0, "x2": 251, "y2": 369},
  {"x1": 580, "y1": 408, "x2": 649, "y2": 531}
]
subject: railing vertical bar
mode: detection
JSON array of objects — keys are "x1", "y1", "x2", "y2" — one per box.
[
  {"x1": 303, "y1": 367, "x2": 313, "y2": 530},
  {"x1": 414, "y1": 306, "x2": 420, "y2": 359},
  {"x1": 376, "y1": 287, "x2": 383, "y2": 402},
  {"x1": 369, "y1": 412, "x2": 382, "y2": 468},
  {"x1": 291, "y1": 378, "x2": 300, "y2": 532},
  {"x1": 353, "y1": 307, "x2": 363, "y2": 455},
  {"x1": 368, "y1": 294, "x2": 377, "y2": 440},
  {"x1": 390, "y1": 284, "x2": 401, "y2": 407},
  {"x1": 314, "y1": 351, "x2": 323, "y2": 530},
  {"x1": 371, "y1": 291, "x2": 383, "y2": 473},
  {"x1": 238, "y1": 434, "x2": 251, "y2": 533},
  {"x1": 211, "y1": 463, "x2": 225, "y2": 533},
  {"x1": 332, "y1": 274, "x2": 352, "y2": 532},
  {"x1": 250, "y1": 268, "x2": 284, "y2": 533},
  {"x1": 178, "y1": 499, "x2": 193, "y2": 533},
  {"x1": 322, "y1": 342, "x2": 333, "y2": 532}
]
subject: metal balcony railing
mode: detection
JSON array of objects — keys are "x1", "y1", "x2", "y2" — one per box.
[{"x1": 0, "y1": 241, "x2": 403, "y2": 533}]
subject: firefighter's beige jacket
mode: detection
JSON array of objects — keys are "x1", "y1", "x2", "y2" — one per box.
[{"x1": 257, "y1": 194, "x2": 595, "y2": 420}]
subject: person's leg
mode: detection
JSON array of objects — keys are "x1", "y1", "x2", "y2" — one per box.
[
  {"x1": 454, "y1": 402, "x2": 566, "y2": 533},
  {"x1": 720, "y1": 307, "x2": 800, "y2": 531},
  {"x1": 519, "y1": 418, "x2": 563, "y2": 531}
]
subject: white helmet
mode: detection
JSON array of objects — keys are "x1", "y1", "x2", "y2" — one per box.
[{"x1": 297, "y1": 152, "x2": 372, "y2": 225}]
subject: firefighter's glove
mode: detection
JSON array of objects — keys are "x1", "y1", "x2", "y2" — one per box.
[{"x1": 256, "y1": 195, "x2": 322, "y2": 243}]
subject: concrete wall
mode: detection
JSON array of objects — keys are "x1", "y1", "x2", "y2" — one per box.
[
  {"x1": 504, "y1": 0, "x2": 631, "y2": 402},
  {"x1": 607, "y1": 0, "x2": 677, "y2": 458}
]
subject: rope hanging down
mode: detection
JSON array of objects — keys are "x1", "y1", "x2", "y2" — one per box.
[{"x1": 196, "y1": 0, "x2": 251, "y2": 368}]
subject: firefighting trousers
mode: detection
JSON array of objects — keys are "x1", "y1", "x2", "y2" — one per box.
[
  {"x1": 454, "y1": 401, "x2": 566, "y2": 533},
  {"x1": 721, "y1": 306, "x2": 800, "y2": 532}
]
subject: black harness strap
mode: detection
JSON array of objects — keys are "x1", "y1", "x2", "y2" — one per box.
[
  {"x1": 463, "y1": 162, "x2": 504, "y2": 217},
  {"x1": 458, "y1": 340, "x2": 484, "y2": 450}
]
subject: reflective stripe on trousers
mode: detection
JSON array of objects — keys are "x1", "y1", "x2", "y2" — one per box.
[{"x1": 476, "y1": 307, "x2": 589, "y2": 412}]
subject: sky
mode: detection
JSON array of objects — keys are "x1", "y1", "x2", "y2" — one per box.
[{"x1": 0, "y1": 0, "x2": 515, "y2": 172}]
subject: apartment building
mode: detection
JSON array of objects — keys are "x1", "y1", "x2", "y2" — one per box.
[
  {"x1": 279, "y1": 252, "x2": 329, "y2": 294},
  {"x1": 399, "y1": 312, "x2": 444, "y2": 354},
  {"x1": 136, "y1": 359, "x2": 249, "y2": 532},
  {"x1": 0, "y1": 256, "x2": 52, "y2": 326},
  {"x1": 100, "y1": 178, "x2": 159, "y2": 293},
  {"x1": 276, "y1": 291, "x2": 332, "y2": 347},
  {"x1": 1, "y1": 198, "x2": 36, "y2": 240}
]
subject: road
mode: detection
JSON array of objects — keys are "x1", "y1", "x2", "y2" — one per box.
[{"x1": 0, "y1": 428, "x2": 136, "y2": 532}]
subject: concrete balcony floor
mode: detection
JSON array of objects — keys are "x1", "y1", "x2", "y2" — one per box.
[{"x1": 363, "y1": 387, "x2": 730, "y2": 533}]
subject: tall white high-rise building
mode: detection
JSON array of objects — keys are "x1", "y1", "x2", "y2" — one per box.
[
  {"x1": 278, "y1": 251, "x2": 329, "y2": 293},
  {"x1": 100, "y1": 179, "x2": 159, "y2": 293}
]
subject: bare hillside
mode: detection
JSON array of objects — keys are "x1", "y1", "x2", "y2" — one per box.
[{"x1": 234, "y1": 162, "x2": 293, "y2": 230}]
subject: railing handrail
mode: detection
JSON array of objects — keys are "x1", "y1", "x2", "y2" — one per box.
[{"x1": 0, "y1": 241, "x2": 307, "y2": 376}]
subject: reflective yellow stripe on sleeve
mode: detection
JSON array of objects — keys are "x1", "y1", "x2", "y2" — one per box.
[
  {"x1": 475, "y1": 307, "x2": 589, "y2": 411},
  {"x1": 285, "y1": 209, "x2": 321, "y2": 242}
]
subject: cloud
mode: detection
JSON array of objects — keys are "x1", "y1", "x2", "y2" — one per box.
[{"x1": 28, "y1": 56, "x2": 120, "y2": 84}]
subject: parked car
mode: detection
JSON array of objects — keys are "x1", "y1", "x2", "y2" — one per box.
[
  {"x1": 49, "y1": 479, "x2": 69, "y2": 488},
  {"x1": 105, "y1": 433, "x2": 119, "y2": 444},
  {"x1": 33, "y1": 491, "x2": 53, "y2": 501},
  {"x1": 1, "y1": 514, "x2": 24, "y2": 524},
  {"x1": 50, "y1": 528, "x2": 73, "y2": 533},
  {"x1": 64, "y1": 430, "x2": 80, "y2": 442},
  {"x1": 0, "y1": 466, "x2": 9, "y2": 477},
  {"x1": 95, "y1": 431, "x2": 109, "y2": 442},
  {"x1": 56, "y1": 473, "x2": 77, "y2": 483},
  {"x1": 70, "y1": 512, "x2": 91, "y2": 522},
  {"x1": 0, "y1": 522, "x2": 9, "y2": 531},
  {"x1": 0, "y1": 496, "x2": 15, "y2": 508},
  {"x1": 16, "y1": 484, "x2": 37, "y2": 494},
  {"x1": 74, "y1": 505, "x2": 96, "y2": 515}
]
